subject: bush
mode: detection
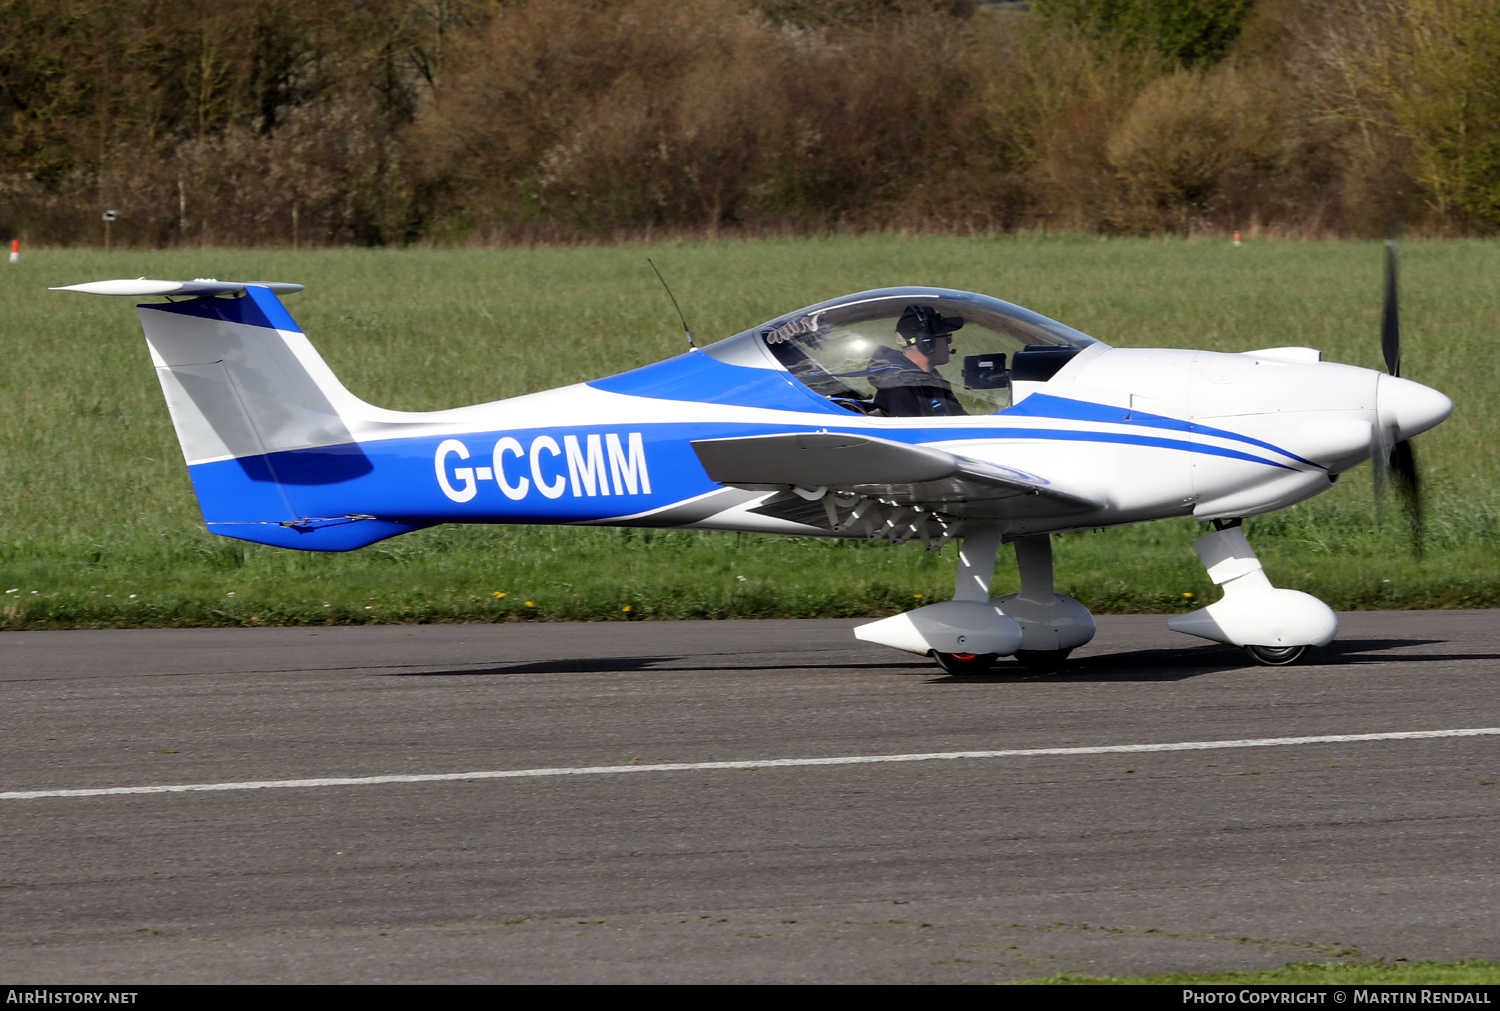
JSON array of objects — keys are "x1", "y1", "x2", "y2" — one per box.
[{"x1": 1, "y1": 0, "x2": 1495, "y2": 244}]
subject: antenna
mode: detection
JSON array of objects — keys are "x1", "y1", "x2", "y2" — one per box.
[{"x1": 647, "y1": 258, "x2": 697, "y2": 352}]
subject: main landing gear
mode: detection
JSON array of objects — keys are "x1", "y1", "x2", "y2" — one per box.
[
  {"x1": 854, "y1": 520, "x2": 1335, "y2": 671},
  {"x1": 932, "y1": 651, "x2": 1000, "y2": 674},
  {"x1": 1014, "y1": 648, "x2": 1075, "y2": 670},
  {"x1": 855, "y1": 526, "x2": 1097, "y2": 674},
  {"x1": 931, "y1": 647, "x2": 1072, "y2": 673},
  {"x1": 989, "y1": 534, "x2": 1094, "y2": 671},
  {"x1": 1168, "y1": 520, "x2": 1337, "y2": 666}
]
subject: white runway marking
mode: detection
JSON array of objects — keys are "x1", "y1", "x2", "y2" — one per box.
[{"x1": 4, "y1": 728, "x2": 1496, "y2": 801}]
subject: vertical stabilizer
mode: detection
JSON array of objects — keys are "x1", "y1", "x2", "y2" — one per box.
[
  {"x1": 140, "y1": 285, "x2": 369, "y2": 464},
  {"x1": 139, "y1": 286, "x2": 419, "y2": 549},
  {"x1": 53, "y1": 280, "x2": 423, "y2": 550}
]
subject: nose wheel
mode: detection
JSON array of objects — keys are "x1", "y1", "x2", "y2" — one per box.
[
  {"x1": 1244, "y1": 644, "x2": 1310, "y2": 666},
  {"x1": 931, "y1": 651, "x2": 999, "y2": 674}
]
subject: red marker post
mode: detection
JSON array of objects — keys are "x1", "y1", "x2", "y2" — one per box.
[
  {"x1": 1233, "y1": 230, "x2": 1242, "y2": 247},
  {"x1": 8, "y1": 239, "x2": 17, "y2": 263}
]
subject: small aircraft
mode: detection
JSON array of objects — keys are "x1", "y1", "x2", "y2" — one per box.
[{"x1": 55, "y1": 253, "x2": 1450, "y2": 671}]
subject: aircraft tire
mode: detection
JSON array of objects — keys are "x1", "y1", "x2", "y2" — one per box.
[
  {"x1": 1014, "y1": 648, "x2": 1073, "y2": 670},
  {"x1": 1244, "y1": 644, "x2": 1309, "y2": 666},
  {"x1": 931, "y1": 651, "x2": 999, "y2": 674}
]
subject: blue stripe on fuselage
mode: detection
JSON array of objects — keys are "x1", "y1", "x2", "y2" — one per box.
[
  {"x1": 967, "y1": 427, "x2": 1290, "y2": 467},
  {"x1": 590, "y1": 354, "x2": 1318, "y2": 469},
  {"x1": 186, "y1": 416, "x2": 1294, "y2": 550},
  {"x1": 188, "y1": 422, "x2": 732, "y2": 550},
  {"x1": 1002, "y1": 394, "x2": 1321, "y2": 468}
]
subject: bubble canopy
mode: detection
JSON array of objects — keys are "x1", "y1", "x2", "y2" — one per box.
[{"x1": 704, "y1": 287, "x2": 1104, "y2": 416}]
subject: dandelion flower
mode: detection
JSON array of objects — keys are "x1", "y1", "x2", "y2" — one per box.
[
  {"x1": 493, "y1": 591, "x2": 506, "y2": 598},
  {"x1": 1182, "y1": 592, "x2": 1194, "y2": 598},
  {"x1": 622, "y1": 605, "x2": 632, "y2": 612},
  {"x1": 525, "y1": 601, "x2": 535, "y2": 607},
  {"x1": 913, "y1": 593, "x2": 923, "y2": 599}
]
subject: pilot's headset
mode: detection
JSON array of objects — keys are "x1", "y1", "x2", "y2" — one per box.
[{"x1": 896, "y1": 304, "x2": 964, "y2": 354}]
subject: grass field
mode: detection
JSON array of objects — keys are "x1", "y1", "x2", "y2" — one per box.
[
  {"x1": 1023, "y1": 959, "x2": 1500, "y2": 985},
  {"x1": 2, "y1": 237, "x2": 1496, "y2": 629}
]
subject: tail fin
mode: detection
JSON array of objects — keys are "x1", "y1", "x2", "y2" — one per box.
[
  {"x1": 138, "y1": 285, "x2": 365, "y2": 463},
  {"x1": 55, "y1": 280, "x2": 423, "y2": 550}
]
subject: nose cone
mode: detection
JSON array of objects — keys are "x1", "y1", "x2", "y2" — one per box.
[{"x1": 1378, "y1": 374, "x2": 1453, "y2": 441}]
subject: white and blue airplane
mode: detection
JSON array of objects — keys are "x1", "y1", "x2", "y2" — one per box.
[{"x1": 55, "y1": 268, "x2": 1451, "y2": 671}]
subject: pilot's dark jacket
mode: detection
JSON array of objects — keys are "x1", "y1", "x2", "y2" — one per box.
[{"x1": 866, "y1": 346, "x2": 967, "y2": 417}]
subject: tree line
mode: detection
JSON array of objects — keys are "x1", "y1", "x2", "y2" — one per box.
[{"x1": 2, "y1": 0, "x2": 1496, "y2": 246}]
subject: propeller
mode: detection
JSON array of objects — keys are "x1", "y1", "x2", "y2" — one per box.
[{"x1": 1373, "y1": 235, "x2": 1425, "y2": 555}]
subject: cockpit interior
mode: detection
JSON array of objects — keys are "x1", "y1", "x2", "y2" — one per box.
[{"x1": 724, "y1": 288, "x2": 1101, "y2": 416}]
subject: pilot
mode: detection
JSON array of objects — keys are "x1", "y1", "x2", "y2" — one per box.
[{"x1": 867, "y1": 305, "x2": 967, "y2": 417}]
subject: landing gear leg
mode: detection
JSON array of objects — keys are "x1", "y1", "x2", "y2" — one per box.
[
  {"x1": 931, "y1": 526, "x2": 1005, "y2": 672},
  {"x1": 852, "y1": 525, "x2": 1022, "y2": 666},
  {"x1": 1168, "y1": 520, "x2": 1337, "y2": 664},
  {"x1": 953, "y1": 525, "x2": 1003, "y2": 603},
  {"x1": 992, "y1": 534, "x2": 1096, "y2": 669}
]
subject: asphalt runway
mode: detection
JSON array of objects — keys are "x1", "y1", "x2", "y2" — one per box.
[{"x1": 1, "y1": 611, "x2": 1497, "y2": 984}]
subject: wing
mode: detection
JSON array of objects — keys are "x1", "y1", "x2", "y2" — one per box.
[{"x1": 691, "y1": 431, "x2": 1103, "y2": 535}]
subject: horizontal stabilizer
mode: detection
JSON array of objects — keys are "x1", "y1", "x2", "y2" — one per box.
[
  {"x1": 691, "y1": 431, "x2": 1100, "y2": 511},
  {"x1": 52, "y1": 278, "x2": 304, "y2": 298}
]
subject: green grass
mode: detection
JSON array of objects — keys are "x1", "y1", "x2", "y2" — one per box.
[
  {"x1": 1021, "y1": 959, "x2": 1500, "y2": 984},
  {"x1": 2, "y1": 237, "x2": 1496, "y2": 628}
]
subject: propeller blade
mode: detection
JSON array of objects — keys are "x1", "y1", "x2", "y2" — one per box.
[
  {"x1": 1370, "y1": 420, "x2": 1392, "y2": 521},
  {"x1": 1381, "y1": 237, "x2": 1401, "y2": 377},
  {"x1": 1388, "y1": 438, "x2": 1424, "y2": 557},
  {"x1": 1373, "y1": 230, "x2": 1424, "y2": 555}
]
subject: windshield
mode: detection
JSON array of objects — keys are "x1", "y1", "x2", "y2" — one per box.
[{"x1": 714, "y1": 287, "x2": 1101, "y2": 416}]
